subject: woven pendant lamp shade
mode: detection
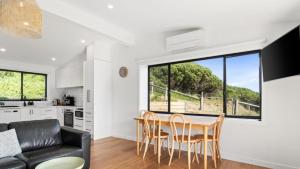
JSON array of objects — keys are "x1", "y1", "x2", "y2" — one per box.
[{"x1": 0, "y1": 0, "x2": 43, "y2": 38}]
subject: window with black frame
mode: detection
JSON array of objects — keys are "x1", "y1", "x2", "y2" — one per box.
[
  {"x1": 148, "y1": 51, "x2": 261, "y2": 119},
  {"x1": 149, "y1": 65, "x2": 169, "y2": 112},
  {"x1": 226, "y1": 53, "x2": 261, "y2": 118},
  {"x1": 0, "y1": 70, "x2": 47, "y2": 101}
]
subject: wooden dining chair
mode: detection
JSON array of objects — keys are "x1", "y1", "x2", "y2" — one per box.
[
  {"x1": 138, "y1": 110, "x2": 147, "y2": 152},
  {"x1": 168, "y1": 114, "x2": 199, "y2": 169},
  {"x1": 142, "y1": 112, "x2": 170, "y2": 163},
  {"x1": 194, "y1": 114, "x2": 225, "y2": 168}
]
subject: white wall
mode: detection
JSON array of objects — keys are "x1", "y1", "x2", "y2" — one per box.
[
  {"x1": 0, "y1": 58, "x2": 63, "y2": 103},
  {"x1": 111, "y1": 24, "x2": 300, "y2": 169}
]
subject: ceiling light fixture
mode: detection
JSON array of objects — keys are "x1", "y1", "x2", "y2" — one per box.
[
  {"x1": 51, "y1": 57, "x2": 56, "y2": 61},
  {"x1": 23, "y1": 22, "x2": 29, "y2": 26},
  {"x1": 0, "y1": 0, "x2": 43, "y2": 39},
  {"x1": 0, "y1": 48, "x2": 6, "y2": 52},
  {"x1": 107, "y1": 3, "x2": 114, "y2": 9},
  {"x1": 81, "y1": 40, "x2": 86, "y2": 44}
]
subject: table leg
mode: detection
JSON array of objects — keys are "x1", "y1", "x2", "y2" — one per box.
[
  {"x1": 204, "y1": 126, "x2": 208, "y2": 169},
  {"x1": 136, "y1": 120, "x2": 140, "y2": 155},
  {"x1": 158, "y1": 129, "x2": 161, "y2": 163},
  {"x1": 188, "y1": 142, "x2": 191, "y2": 169}
]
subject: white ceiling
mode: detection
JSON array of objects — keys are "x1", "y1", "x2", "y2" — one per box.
[
  {"x1": 0, "y1": 12, "x2": 115, "y2": 67},
  {"x1": 60, "y1": 0, "x2": 300, "y2": 36},
  {"x1": 0, "y1": 0, "x2": 299, "y2": 67}
]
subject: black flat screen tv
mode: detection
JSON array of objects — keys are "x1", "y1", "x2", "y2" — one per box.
[{"x1": 262, "y1": 26, "x2": 300, "y2": 82}]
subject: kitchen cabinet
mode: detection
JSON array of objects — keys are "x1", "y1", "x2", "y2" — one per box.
[
  {"x1": 21, "y1": 108, "x2": 38, "y2": 121},
  {"x1": 56, "y1": 107, "x2": 64, "y2": 126},
  {"x1": 39, "y1": 108, "x2": 57, "y2": 120},
  {"x1": 56, "y1": 56, "x2": 84, "y2": 88},
  {"x1": 1, "y1": 107, "x2": 60, "y2": 123},
  {"x1": 84, "y1": 111, "x2": 93, "y2": 133},
  {"x1": 0, "y1": 109, "x2": 21, "y2": 123},
  {"x1": 83, "y1": 42, "x2": 113, "y2": 139},
  {"x1": 21, "y1": 107, "x2": 57, "y2": 121}
]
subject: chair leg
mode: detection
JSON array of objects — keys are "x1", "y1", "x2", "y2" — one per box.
[
  {"x1": 140, "y1": 134, "x2": 145, "y2": 151},
  {"x1": 154, "y1": 138, "x2": 157, "y2": 155},
  {"x1": 143, "y1": 137, "x2": 150, "y2": 160},
  {"x1": 168, "y1": 140, "x2": 175, "y2": 166},
  {"x1": 167, "y1": 137, "x2": 171, "y2": 155},
  {"x1": 209, "y1": 143, "x2": 213, "y2": 159},
  {"x1": 187, "y1": 143, "x2": 191, "y2": 169},
  {"x1": 199, "y1": 142, "x2": 202, "y2": 159},
  {"x1": 178, "y1": 143, "x2": 181, "y2": 159},
  {"x1": 213, "y1": 141, "x2": 217, "y2": 168},
  {"x1": 194, "y1": 143, "x2": 199, "y2": 164},
  {"x1": 217, "y1": 141, "x2": 222, "y2": 160}
]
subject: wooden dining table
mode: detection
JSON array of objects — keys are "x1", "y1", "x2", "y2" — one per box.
[{"x1": 134, "y1": 116, "x2": 218, "y2": 169}]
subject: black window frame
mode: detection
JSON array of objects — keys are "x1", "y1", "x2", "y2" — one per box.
[
  {"x1": 0, "y1": 69, "x2": 47, "y2": 101},
  {"x1": 148, "y1": 50, "x2": 262, "y2": 120}
]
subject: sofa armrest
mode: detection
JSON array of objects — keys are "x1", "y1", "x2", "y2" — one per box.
[
  {"x1": 61, "y1": 127, "x2": 91, "y2": 169},
  {"x1": 61, "y1": 127, "x2": 90, "y2": 148}
]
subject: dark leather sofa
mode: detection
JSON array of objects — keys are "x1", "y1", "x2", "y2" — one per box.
[{"x1": 0, "y1": 119, "x2": 91, "y2": 169}]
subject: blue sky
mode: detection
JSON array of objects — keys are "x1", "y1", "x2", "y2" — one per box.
[{"x1": 194, "y1": 53, "x2": 260, "y2": 92}]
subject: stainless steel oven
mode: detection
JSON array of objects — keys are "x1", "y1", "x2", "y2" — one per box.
[
  {"x1": 75, "y1": 108, "x2": 83, "y2": 119},
  {"x1": 64, "y1": 109, "x2": 74, "y2": 127}
]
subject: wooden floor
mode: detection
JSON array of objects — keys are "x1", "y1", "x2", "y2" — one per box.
[{"x1": 90, "y1": 137, "x2": 269, "y2": 169}]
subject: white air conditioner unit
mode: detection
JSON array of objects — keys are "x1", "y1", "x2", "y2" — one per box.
[{"x1": 166, "y1": 29, "x2": 205, "y2": 52}]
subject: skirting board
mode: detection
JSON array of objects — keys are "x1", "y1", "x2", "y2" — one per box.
[{"x1": 112, "y1": 133, "x2": 299, "y2": 169}]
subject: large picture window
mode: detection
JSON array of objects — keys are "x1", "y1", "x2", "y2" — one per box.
[
  {"x1": 0, "y1": 70, "x2": 47, "y2": 101},
  {"x1": 148, "y1": 51, "x2": 261, "y2": 119}
]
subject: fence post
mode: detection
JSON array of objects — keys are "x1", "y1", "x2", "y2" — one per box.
[
  {"x1": 199, "y1": 92, "x2": 204, "y2": 111},
  {"x1": 164, "y1": 87, "x2": 168, "y2": 101},
  {"x1": 150, "y1": 82, "x2": 154, "y2": 94},
  {"x1": 233, "y1": 99, "x2": 239, "y2": 115}
]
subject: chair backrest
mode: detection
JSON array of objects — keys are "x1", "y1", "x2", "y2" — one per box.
[
  {"x1": 216, "y1": 114, "x2": 225, "y2": 140},
  {"x1": 143, "y1": 112, "x2": 161, "y2": 138},
  {"x1": 139, "y1": 109, "x2": 147, "y2": 118},
  {"x1": 169, "y1": 114, "x2": 192, "y2": 143}
]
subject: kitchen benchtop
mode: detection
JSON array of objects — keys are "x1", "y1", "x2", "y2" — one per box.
[{"x1": 0, "y1": 106, "x2": 82, "y2": 110}]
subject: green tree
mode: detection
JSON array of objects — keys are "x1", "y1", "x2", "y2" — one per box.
[{"x1": 170, "y1": 63, "x2": 222, "y2": 95}]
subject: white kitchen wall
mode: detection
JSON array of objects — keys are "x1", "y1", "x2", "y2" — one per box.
[
  {"x1": 0, "y1": 58, "x2": 63, "y2": 105},
  {"x1": 111, "y1": 24, "x2": 300, "y2": 169}
]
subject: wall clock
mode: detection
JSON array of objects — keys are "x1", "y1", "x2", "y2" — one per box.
[{"x1": 119, "y1": 66, "x2": 128, "y2": 78}]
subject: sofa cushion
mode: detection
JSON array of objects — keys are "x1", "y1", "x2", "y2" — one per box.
[
  {"x1": 8, "y1": 119, "x2": 63, "y2": 152},
  {"x1": 0, "y1": 123, "x2": 8, "y2": 132},
  {"x1": 0, "y1": 129, "x2": 22, "y2": 159},
  {"x1": 16, "y1": 145, "x2": 83, "y2": 169},
  {"x1": 0, "y1": 157, "x2": 26, "y2": 169}
]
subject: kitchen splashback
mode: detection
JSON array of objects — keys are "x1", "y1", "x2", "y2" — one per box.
[{"x1": 64, "y1": 87, "x2": 83, "y2": 107}]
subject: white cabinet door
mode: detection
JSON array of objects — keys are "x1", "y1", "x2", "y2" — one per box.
[
  {"x1": 93, "y1": 60, "x2": 112, "y2": 139},
  {"x1": 56, "y1": 108, "x2": 64, "y2": 126},
  {"x1": 83, "y1": 60, "x2": 94, "y2": 111},
  {"x1": 21, "y1": 108, "x2": 33, "y2": 121},
  {"x1": 39, "y1": 108, "x2": 57, "y2": 120},
  {"x1": 56, "y1": 58, "x2": 84, "y2": 88},
  {"x1": 0, "y1": 109, "x2": 21, "y2": 123}
]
